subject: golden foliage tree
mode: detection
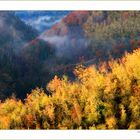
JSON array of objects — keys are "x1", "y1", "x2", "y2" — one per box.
[{"x1": 0, "y1": 48, "x2": 140, "y2": 129}]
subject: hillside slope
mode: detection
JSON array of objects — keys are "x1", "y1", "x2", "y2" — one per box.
[
  {"x1": 0, "y1": 12, "x2": 38, "y2": 99},
  {"x1": 1, "y1": 11, "x2": 140, "y2": 100}
]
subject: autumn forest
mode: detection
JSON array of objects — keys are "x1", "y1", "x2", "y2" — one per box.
[{"x1": 0, "y1": 11, "x2": 140, "y2": 129}]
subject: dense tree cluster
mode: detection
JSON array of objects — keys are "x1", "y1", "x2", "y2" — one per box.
[
  {"x1": 0, "y1": 12, "x2": 38, "y2": 99},
  {"x1": 83, "y1": 11, "x2": 140, "y2": 61},
  {"x1": 0, "y1": 48, "x2": 140, "y2": 129}
]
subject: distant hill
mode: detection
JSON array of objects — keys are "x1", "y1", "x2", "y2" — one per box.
[
  {"x1": 15, "y1": 11, "x2": 70, "y2": 32},
  {"x1": 0, "y1": 12, "x2": 38, "y2": 51},
  {"x1": 37, "y1": 12, "x2": 138, "y2": 63}
]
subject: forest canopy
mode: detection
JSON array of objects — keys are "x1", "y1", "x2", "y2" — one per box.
[{"x1": 0, "y1": 48, "x2": 140, "y2": 129}]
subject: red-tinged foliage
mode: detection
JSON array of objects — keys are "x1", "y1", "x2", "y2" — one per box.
[
  {"x1": 26, "y1": 114, "x2": 33, "y2": 127},
  {"x1": 122, "y1": 12, "x2": 130, "y2": 20},
  {"x1": 63, "y1": 11, "x2": 90, "y2": 25},
  {"x1": 29, "y1": 38, "x2": 40, "y2": 46},
  {"x1": 46, "y1": 22, "x2": 68, "y2": 36}
]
